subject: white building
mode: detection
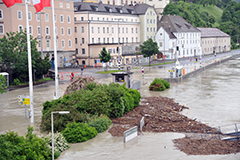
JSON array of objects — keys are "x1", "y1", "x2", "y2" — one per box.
[{"x1": 155, "y1": 15, "x2": 202, "y2": 59}]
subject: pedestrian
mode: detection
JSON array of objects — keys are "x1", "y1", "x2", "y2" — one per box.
[
  {"x1": 196, "y1": 57, "x2": 198, "y2": 62},
  {"x1": 81, "y1": 66, "x2": 84, "y2": 75},
  {"x1": 71, "y1": 72, "x2": 74, "y2": 82}
]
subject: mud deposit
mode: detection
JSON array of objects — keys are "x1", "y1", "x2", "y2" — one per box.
[{"x1": 108, "y1": 96, "x2": 240, "y2": 155}]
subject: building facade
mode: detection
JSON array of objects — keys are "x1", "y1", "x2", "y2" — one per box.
[
  {"x1": 0, "y1": 0, "x2": 75, "y2": 68},
  {"x1": 134, "y1": 4, "x2": 157, "y2": 43},
  {"x1": 74, "y1": 2, "x2": 140, "y2": 66},
  {"x1": 198, "y1": 28, "x2": 231, "y2": 55},
  {"x1": 156, "y1": 15, "x2": 202, "y2": 59}
]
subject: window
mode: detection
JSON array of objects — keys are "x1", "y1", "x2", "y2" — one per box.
[
  {"x1": 68, "y1": 40, "x2": 72, "y2": 47},
  {"x1": 76, "y1": 48, "x2": 78, "y2": 54},
  {"x1": 74, "y1": 17, "x2": 76, "y2": 21},
  {"x1": 153, "y1": 28, "x2": 155, "y2": 32},
  {"x1": 0, "y1": 25, "x2": 4, "y2": 34},
  {"x1": 118, "y1": 27, "x2": 120, "y2": 33},
  {"x1": 150, "y1": 19, "x2": 152, "y2": 24},
  {"x1": 107, "y1": 38, "x2": 109, "y2": 43},
  {"x1": 103, "y1": 38, "x2": 105, "y2": 43},
  {"x1": 97, "y1": 17, "x2": 99, "y2": 21},
  {"x1": 81, "y1": 26, "x2": 84, "y2": 33},
  {"x1": 59, "y1": 3, "x2": 63, "y2": 8},
  {"x1": 36, "y1": 13, "x2": 40, "y2": 21},
  {"x1": 54, "y1": 14, "x2": 56, "y2": 22},
  {"x1": 47, "y1": 40, "x2": 50, "y2": 48},
  {"x1": 0, "y1": 10, "x2": 3, "y2": 19},
  {"x1": 28, "y1": 11, "x2": 32, "y2": 21},
  {"x1": 122, "y1": 37, "x2": 124, "y2": 43},
  {"x1": 153, "y1": 20, "x2": 155, "y2": 24},
  {"x1": 92, "y1": 38, "x2": 94, "y2": 43},
  {"x1": 60, "y1": 15, "x2": 64, "y2": 23},
  {"x1": 147, "y1": 19, "x2": 149, "y2": 24},
  {"x1": 61, "y1": 40, "x2": 65, "y2": 48},
  {"x1": 107, "y1": 27, "x2": 109, "y2": 33},
  {"x1": 103, "y1": 27, "x2": 105, "y2": 33},
  {"x1": 55, "y1": 27, "x2": 57, "y2": 35},
  {"x1": 81, "y1": 17, "x2": 84, "y2": 21},
  {"x1": 126, "y1": 28, "x2": 128, "y2": 33},
  {"x1": 19, "y1": 25, "x2": 23, "y2": 32},
  {"x1": 136, "y1": 28, "x2": 137, "y2": 33},
  {"x1": 92, "y1": 27, "x2": 94, "y2": 33},
  {"x1": 107, "y1": 18, "x2": 109, "y2": 21},
  {"x1": 98, "y1": 27, "x2": 100, "y2": 33},
  {"x1": 98, "y1": 38, "x2": 100, "y2": 43},
  {"x1": 103, "y1": 18, "x2": 105, "y2": 21},
  {"x1": 81, "y1": 38, "x2": 85, "y2": 44},
  {"x1": 61, "y1": 27, "x2": 64, "y2": 35},
  {"x1": 68, "y1": 28, "x2": 71, "y2": 35},
  {"x1": 112, "y1": 38, "x2": 114, "y2": 43},
  {"x1": 91, "y1": 17, "x2": 93, "y2": 20},
  {"x1": 112, "y1": 27, "x2": 114, "y2": 33},
  {"x1": 45, "y1": 13, "x2": 49, "y2": 22},
  {"x1": 122, "y1": 28, "x2": 124, "y2": 33},
  {"x1": 29, "y1": 26, "x2": 32, "y2": 34},
  {"x1": 66, "y1": 4, "x2": 70, "y2": 9},
  {"x1": 159, "y1": 42, "x2": 163, "y2": 47},
  {"x1": 82, "y1": 48, "x2": 85, "y2": 54},
  {"x1": 17, "y1": 11, "x2": 22, "y2": 20},
  {"x1": 75, "y1": 38, "x2": 77, "y2": 44},
  {"x1": 150, "y1": 28, "x2": 152, "y2": 32},
  {"x1": 37, "y1": 26, "x2": 40, "y2": 35},
  {"x1": 136, "y1": 37, "x2": 138, "y2": 42},
  {"x1": 126, "y1": 37, "x2": 128, "y2": 43},
  {"x1": 46, "y1": 26, "x2": 50, "y2": 35},
  {"x1": 147, "y1": 28, "x2": 149, "y2": 32},
  {"x1": 75, "y1": 27, "x2": 77, "y2": 33},
  {"x1": 132, "y1": 28, "x2": 133, "y2": 33},
  {"x1": 132, "y1": 37, "x2": 133, "y2": 43},
  {"x1": 67, "y1": 15, "x2": 71, "y2": 23}
]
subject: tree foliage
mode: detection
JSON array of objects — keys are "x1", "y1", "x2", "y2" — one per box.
[
  {"x1": 99, "y1": 47, "x2": 111, "y2": 63},
  {"x1": 140, "y1": 38, "x2": 159, "y2": 65},
  {"x1": 0, "y1": 57, "x2": 7, "y2": 94},
  {"x1": 0, "y1": 30, "x2": 51, "y2": 83}
]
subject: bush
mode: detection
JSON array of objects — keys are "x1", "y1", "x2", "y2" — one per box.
[
  {"x1": 149, "y1": 78, "x2": 166, "y2": 91},
  {"x1": 88, "y1": 115, "x2": 112, "y2": 133},
  {"x1": 129, "y1": 89, "x2": 141, "y2": 108},
  {"x1": 61, "y1": 121, "x2": 98, "y2": 143},
  {"x1": 64, "y1": 76, "x2": 96, "y2": 95},
  {"x1": 13, "y1": 78, "x2": 20, "y2": 85},
  {"x1": 161, "y1": 79, "x2": 170, "y2": 89},
  {"x1": 0, "y1": 127, "x2": 51, "y2": 160},
  {"x1": 44, "y1": 132, "x2": 70, "y2": 159}
]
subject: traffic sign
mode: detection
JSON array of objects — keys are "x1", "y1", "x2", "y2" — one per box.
[{"x1": 18, "y1": 95, "x2": 30, "y2": 106}]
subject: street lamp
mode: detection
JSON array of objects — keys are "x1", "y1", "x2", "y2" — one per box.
[
  {"x1": 35, "y1": 12, "x2": 45, "y2": 59},
  {"x1": 115, "y1": 18, "x2": 122, "y2": 70},
  {"x1": 51, "y1": 111, "x2": 70, "y2": 160}
]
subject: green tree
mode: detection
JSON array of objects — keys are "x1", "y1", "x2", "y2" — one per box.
[
  {"x1": 0, "y1": 30, "x2": 50, "y2": 83},
  {"x1": 140, "y1": 38, "x2": 159, "y2": 66},
  {"x1": 0, "y1": 57, "x2": 7, "y2": 94},
  {"x1": 34, "y1": 53, "x2": 52, "y2": 80},
  {"x1": 209, "y1": 15, "x2": 216, "y2": 24},
  {"x1": 99, "y1": 47, "x2": 111, "y2": 63}
]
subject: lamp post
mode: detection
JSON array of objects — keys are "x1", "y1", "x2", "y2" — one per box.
[
  {"x1": 51, "y1": 111, "x2": 70, "y2": 160},
  {"x1": 115, "y1": 18, "x2": 122, "y2": 70}
]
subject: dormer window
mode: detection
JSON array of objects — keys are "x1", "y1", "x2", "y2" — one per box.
[
  {"x1": 109, "y1": 8, "x2": 112, "y2": 12},
  {"x1": 120, "y1": 9, "x2": 122, "y2": 13},
  {"x1": 96, "y1": 7, "x2": 98, "y2": 11},
  {"x1": 74, "y1": 7, "x2": 78, "y2": 11}
]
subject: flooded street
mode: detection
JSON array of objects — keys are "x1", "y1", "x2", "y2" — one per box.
[{"x1": 0, "y1": 57, "x2": 240, "y2": 159}]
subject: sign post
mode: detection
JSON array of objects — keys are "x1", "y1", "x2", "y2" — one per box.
[{"x1": 18, "y1": 95, "x2": 30, "y2": 120}]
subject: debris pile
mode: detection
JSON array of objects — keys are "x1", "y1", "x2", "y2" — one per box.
[{"x1": 109, "y1": 96, "x2": 217, "y2": 137}]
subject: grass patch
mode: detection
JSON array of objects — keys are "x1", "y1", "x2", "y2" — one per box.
[
  {"x1": 144, "y1": 61, "x2": 176, "y2": 66},
  {"x1": 133, "y1": 68, "x2": 139, "y2": 69},
  {"x1": 97, "y1": 70, "x2": 125, "y2": 74},
  {"x1": 9, "y1": 78, "x2": 52, "y2": 87},
  {"x1": 198, "y1": 5, "x2": 223, "y2": 27}
]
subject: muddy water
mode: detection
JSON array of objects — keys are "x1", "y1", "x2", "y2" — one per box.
[
  {"x1": 59, "y1": 59, "x2": 240, "y2": 160},
  {"x1": 0, "y1": 83, "x2": 68, "y2": 136},
  {"x1": 1, "y1": 58, "x2": 240, "y2": 159}
]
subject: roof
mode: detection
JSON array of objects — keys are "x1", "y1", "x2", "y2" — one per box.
[
  {"x1": 158, "y1": 15, "x2": 201, "y2": 33},
  {"x1": 197, "y1": 28, "x2": 230, "y2": 38},
  {"x1": 74, "y1": 2, "x2": 156, "y2": 15}
]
